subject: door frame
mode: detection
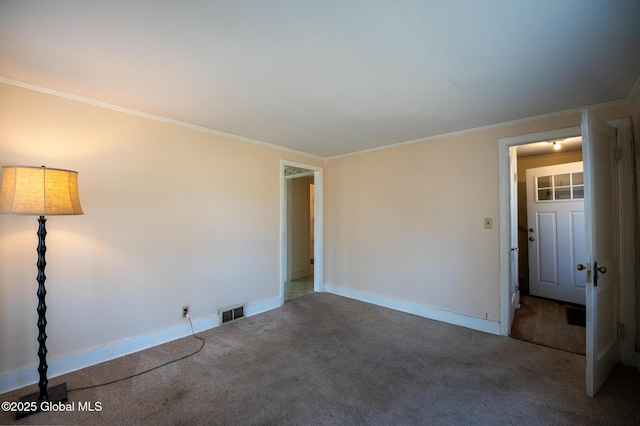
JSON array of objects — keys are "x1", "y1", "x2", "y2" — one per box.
[
  {"x1": 280, "y1": 160, "x2": 324, "y2": 305},
  {"x1": 498, "y1": 119, "x2": 636, "y2": 366}
]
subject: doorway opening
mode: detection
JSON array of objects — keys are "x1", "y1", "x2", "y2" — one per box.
[
  {"x1": 509, "y1": 137, "x2": 586, "y2": 354},
  {"x1": 280, "y1": 160, "x2": 323, "y2": 304},
  {"x1": 285, "y1": 171, "x2": 314, "y2": 301}
]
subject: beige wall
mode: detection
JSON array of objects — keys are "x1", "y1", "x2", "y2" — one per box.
[
  {"x1": 0, "y1": 83, "x2": 321, "y2": 379},
  {"x1": 324, "y1": 105, "x2": 631, "y2": 322},
  {"x1": 516, "y1": 151, "x2": 583, "y2": 293}
]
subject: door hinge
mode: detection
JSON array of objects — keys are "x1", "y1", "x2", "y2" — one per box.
[
  {"x1": 617, "y1": 323, "x2": 625, "y2": 338},
  {"x1": 615, "y1": 146, "x2": 623, "y2": 161}
]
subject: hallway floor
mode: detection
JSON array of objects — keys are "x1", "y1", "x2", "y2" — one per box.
[
  {"x1": 511, "y1": 294, "x2": 586, "y2": 355},
  {"x1": 284, "y1": 274, "x2": 314, "y2": 301}
]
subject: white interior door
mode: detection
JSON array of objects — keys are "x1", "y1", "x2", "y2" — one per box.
[
  {"x1": 582, "y1": 109, "x2": 620, "y2": 397},
  {"x1": 508, "y1": 146, "x2": 520, "y2": 328},
  {"x1": 526, "y1": 162, "x2": 586, "y2": 305}
]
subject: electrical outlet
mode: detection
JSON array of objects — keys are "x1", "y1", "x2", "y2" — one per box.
[{"x1": 182, "y1": 305, "x2": 189, "y2": 318}]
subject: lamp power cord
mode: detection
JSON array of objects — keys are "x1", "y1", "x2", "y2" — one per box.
[{"x1": 67, "y1": 316, "x2": 205, "y2": 393}]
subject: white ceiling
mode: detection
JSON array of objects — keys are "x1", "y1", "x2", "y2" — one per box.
[{"x1": 1, "y1": 1, "x2": 639, "y2": 158}]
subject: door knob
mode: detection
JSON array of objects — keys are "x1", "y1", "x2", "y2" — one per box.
[
  {"x1": 529, "y1": 236, "x2": 535, "y2": 241},
  {"x1": 577, "y1": 264, "x2": 585, "y2": 271},
  {"x1": 596, "y1": 265, "x2": 606, "y2": 274}
]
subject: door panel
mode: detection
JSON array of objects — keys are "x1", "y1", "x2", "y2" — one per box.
[
  {"x1": 536, "y1": 212, "x2": 558, "y2": 284},
  {"x1": 582, "y1": 109, "x2": 619, "y2": 397}
]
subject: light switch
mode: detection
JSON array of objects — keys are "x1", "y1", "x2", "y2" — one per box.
[{"x1": 484, "y1": 218, "x2": 492, "y2": 229}]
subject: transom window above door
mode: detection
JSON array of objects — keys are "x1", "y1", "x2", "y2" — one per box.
[{"x1": 536, "y1": 172, "x2": 584, "y2": 202}]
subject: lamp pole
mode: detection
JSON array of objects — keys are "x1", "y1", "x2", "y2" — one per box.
[{"x1": 36, "y1": 216, "x2": 49, "y2": 401}]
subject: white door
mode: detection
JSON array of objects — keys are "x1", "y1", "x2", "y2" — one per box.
[
  {"x1": 582, "y1": 110, "x2": 620, "y2": 397},
  {"x1": 527, "y1": 162, "x2": 586, "y2": 305},
  {"x1": 508, "y1": 146, "x2": 520, "y2": 326}
]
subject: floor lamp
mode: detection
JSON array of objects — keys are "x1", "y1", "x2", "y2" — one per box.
[{"x1": 0, "y1": 165, "x2": 83, "y2": 419}]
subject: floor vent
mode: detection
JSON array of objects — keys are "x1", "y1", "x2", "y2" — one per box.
[{"x1": 220, "y1": 304, "x2": 245, "y2": 324}]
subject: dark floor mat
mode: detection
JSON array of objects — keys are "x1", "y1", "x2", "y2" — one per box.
[{"x1": 566, "y1": 307, "x2": 586, "y2": 327}]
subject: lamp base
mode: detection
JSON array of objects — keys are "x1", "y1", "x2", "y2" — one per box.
[{"x1": 15, "y1": 383, "x2": 68, "y2": 419}]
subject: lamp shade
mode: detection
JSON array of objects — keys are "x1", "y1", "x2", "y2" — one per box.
[{"x1": 0, "y1": 166, "x2": 83, "y2": 215}]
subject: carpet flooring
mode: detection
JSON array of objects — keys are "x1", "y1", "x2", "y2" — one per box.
[{"x1": 1, "y1": 293, "x2": 639, "y2": 425}]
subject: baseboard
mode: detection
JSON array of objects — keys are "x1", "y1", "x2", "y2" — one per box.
[
  {"x1": 0, "y1": 296, "x2": 281, "y2": 395},
  {"x1": 245, "y1": 296, "x2": 281, "y2": 318},
  {"x1": 324, "y1": 284, "x2": 501, "y2": 335}
]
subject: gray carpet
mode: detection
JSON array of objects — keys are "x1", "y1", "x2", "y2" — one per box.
[{"x1": 1, "y1": 293, "x2": 639, "y2": 425}]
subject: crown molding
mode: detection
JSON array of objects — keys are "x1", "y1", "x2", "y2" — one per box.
[
  {"x1": 626, "y1": 75, "x2": 640, "y2": 103},
  {"x1": 327, "y1": 99, "x2": 629, "y2": 160},
  {"x1": 0, "y1": 76, "x2": 324, "y2": 161},
  {"x1": 2, "y1": 75, "x2": 633, "y2": 162}
]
